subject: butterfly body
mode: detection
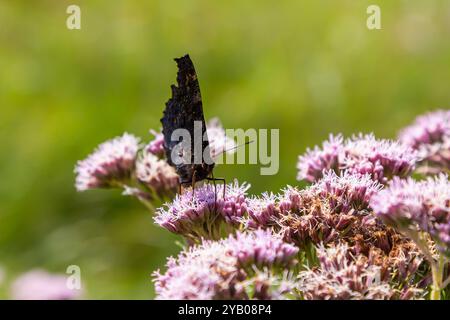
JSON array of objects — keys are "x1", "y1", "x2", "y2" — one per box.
[{"x1": 161, "y1": 54, "x2": 215, "y2": 186}]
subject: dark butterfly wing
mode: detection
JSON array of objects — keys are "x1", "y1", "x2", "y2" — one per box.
[{"x1": 161, "y1": 55, "x2": 212, "y2": 180}]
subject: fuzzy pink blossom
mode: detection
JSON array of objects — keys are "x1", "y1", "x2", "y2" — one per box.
[
  {"x1": 246, "y1": 193, "x2": 279, "y2": 228},
  {"x1": 370, "y1": 174, "x2": 450, "y2": 256},
  {"x1": 153, "y1": 230, "x2": 298, "y2": 300},
  {"x1": 225, "y1": 229, "x2": 298, "y2": 269},
  {"x1": 135, "y1": 151, "x2": 178, "y2": 197},
  {"x1": 297, "y1": 134, "x2": 343, "y2": 182},
  {"x1": 398, "y1": 110, "x2": 450, "y2": 175},
  {"x1": 10, "y1": 270, "x2": 82, "y2": 300},
  {"x1": 75, "y1": 133, "x2": 140, "y2": 191},
  {"x1": 311, "y1": 170, "x2": 382, "y2": 213},
  {"x1": 297, "y1": 133, "x2": 418, "y2": 183},
  {"x1": 298, "y1": 244, "x2": 422, "y2": 300},
  {"x1": 154, "y1": 181, "x2": 250, "y2": 240},
  {"x1": 146, "y1": 130, "x2": 165, "y2": 157}
]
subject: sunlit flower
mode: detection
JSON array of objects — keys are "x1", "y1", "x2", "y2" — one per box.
[
  {"x1": 136, "y1": 151, "x2": 178, "y2": 197},
  {"x1": 343, "y1": 133, "x2": 418, "y2": 183},
  {"x1": 153, "y1": 240, "x2": 243, "y2": 300},
  {"x1": 225, "y1": 229, "x2": 298, "y2": 269},
  {"x1": 153, "y1": 230, "x2": 298, "y2": 300},
  {"x1": 10, "y1": 270, "x2": 82, "y2": 300},
  {"x1": 245, "y1": 193, "x2": 279, "y2": 228},
  {"x1": 399, "y1": 110, "x2": 450, "y2": 175},
  {"x1": 146, "y1": 130, "x2": 165, "y2": 157},
  {"x1": 370, "y1": 174, "x2": 450, "y2": 256},
  {"x1": 75, "y1": 133, "x2": 140, "y2": 191},
  {"x1": 297, "y1": 133, "x2": 418, "y2": 183},
  {"x1": 297, "y1": 243, "x2": 422, "y2": 300},
  {"x1": 275, "y1": 182, "x2": 401, "y2": 257},
  {"x1": 154, "y1": 181, "x2": 250, "y2": 240},
  {"x1": 312, "y1": 170, "x2": 382, "y2": 213},
  {"x1": 297, "y1": 134, "x2": 343, "y2": 182}
]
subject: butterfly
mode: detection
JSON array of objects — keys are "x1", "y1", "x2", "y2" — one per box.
[{"x1": 161, "y1": 54, "x2": 225, "y2": 193}]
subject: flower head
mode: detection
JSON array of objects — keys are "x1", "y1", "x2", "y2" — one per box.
[
  {"x1": 371, "y1": 174, "x2": 450, "y2": 256},
  {"x1": 225, "y1": 229, "x2": 298, "y2": 269},
  {"x1": 312, "y1": 170, "x2": 382, "y2": 213},
  {"x1": 10, "y1": 270, "x2": 82, "y2": 300},
  {"x1": 146, "y1": 130, "x2": 165, "y2": 157},
  {"x1": 399, "y1": 110, "x2": 450, "y2": 149},
  {"x1": 298, "y1": 243, "x2": 422, "y2": 300},
  {"x1": 75, "y1": 133, "x2": 140, "y2": 191},
  {"x1": 343, "y1": 134, "x2": 418, "y2": 183},
  {"x1": 297, "y1": 134, "x2": 343, "y2": 182},
  {"x1": 297, "y1": 133, "x2": 418, "y2": 183},
  {"x1": 153, "y1": 240, "x2": 242, "y2": 300},
  {"x1": 153, "y1": 230, "x2": 298, "y2": 300},
  {"x1": 245, "y1": 193, "x2": 280, "y2": 228},
  {"x1": 154, "y1": 181, "x2": 250, "y2": 240},
  {"x1": 399, "y1": 110, "x2": 450, "y2": 175},
  {"x1": 135, "y1": 151, "x2": 178, "y2": 197}
]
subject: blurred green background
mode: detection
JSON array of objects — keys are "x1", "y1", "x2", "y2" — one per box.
[{"x1": 0, "y1": 0, "x2": 449, "y2": 299}]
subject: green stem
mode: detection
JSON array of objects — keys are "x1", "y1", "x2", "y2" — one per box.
[{"x1": 430, "y1": 255, "x2": 445, "y2": 300}]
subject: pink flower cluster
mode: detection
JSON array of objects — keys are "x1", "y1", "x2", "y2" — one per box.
[
  {"x1": 10, "y1": 270, "x2": 82, "y2": 300},
  {"x1": 153, "y1": 229, "x2": 298, "y2": 299},
  {"x1": 371, "y1": 174, "x2": 450, "y2": 256},
  {"x1": 154, "y1": 181, "x2": 249, "y2": 240},
  {"x1": 399, "y1": 109, "x2": 450, "y2": 175},
  {"x1": 298, "y1": 244, "x2": 422, "y2": 300},
  {"x1": 73, "y1": 110, "x2": 449, "y2": 300},
  {"x1": 297, "y1": 133, "x2": 418, "y2": 183},
  {"x1": 75, "y1": 133, "x2": 140, "y2": 191}
]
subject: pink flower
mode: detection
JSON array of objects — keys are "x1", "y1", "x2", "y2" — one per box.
[
  {"x1": 398, "y1": 110, "x2": 450, "y2": 175},
  {"x1": 75, "y1": 133, "x2": 140, "y2": 191},
  {"x1": 371, "y1": 174, "x2": 450, "y2": 256},
  {"x1": 297, "y1": 134, "x2": 343, "y2": 182},
  {"x1": 146, "y1": 130, "x2": 165, "y2": 157},
  {"x1": 10, "y1": 270, "x2": 82, "y2": 300},
  {"x1": 154, "y1": 181, "x2": 250, "y2": 240},
  {"x1": 298, "y1": 243, "x2": 422, "y2": 300},
  {"x1": 135, "y1": 151, "x2": 178, "y2": 197},
  {"x1": 153, "y1": 230, "x2": 298, "y2": 300},
  {"x1": 297, "y1": 133, "x2": 418, "y2": 183}
]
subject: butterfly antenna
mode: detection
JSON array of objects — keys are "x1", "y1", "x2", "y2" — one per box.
[{"x1": 217, "y1": 140, "x2": 254, "y2": 156}]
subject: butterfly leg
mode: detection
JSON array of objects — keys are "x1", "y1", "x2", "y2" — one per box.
[
  {"x1": 206, "y1": 176, "x2": 226, "y2": 200},
  {"x1": 191, "y1": 171, "x2": 197, "y2": 202}
]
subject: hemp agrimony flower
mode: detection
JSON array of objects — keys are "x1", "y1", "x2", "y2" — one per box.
[
  {"x1": 297, "y1": 243, "x2": 422, "y2": 300},
  {"x1": 297, "y1": 133, "x2": 418, "y2": 183},
  {"x1": 152, "y1": 230, "x2": 298, "y2": 300},
  {"x1": 154, "y1": 181, "x2": 249, "y2": 241},
  {"x1": 75, "y1": 133, "x2": 140, "y2": 191},
  {"x1": 10, "y1": 270, "x2": 82, "y2": 300},
  {"x1": 399, "y1": 110, "x2": 450, "y2": 175}
]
